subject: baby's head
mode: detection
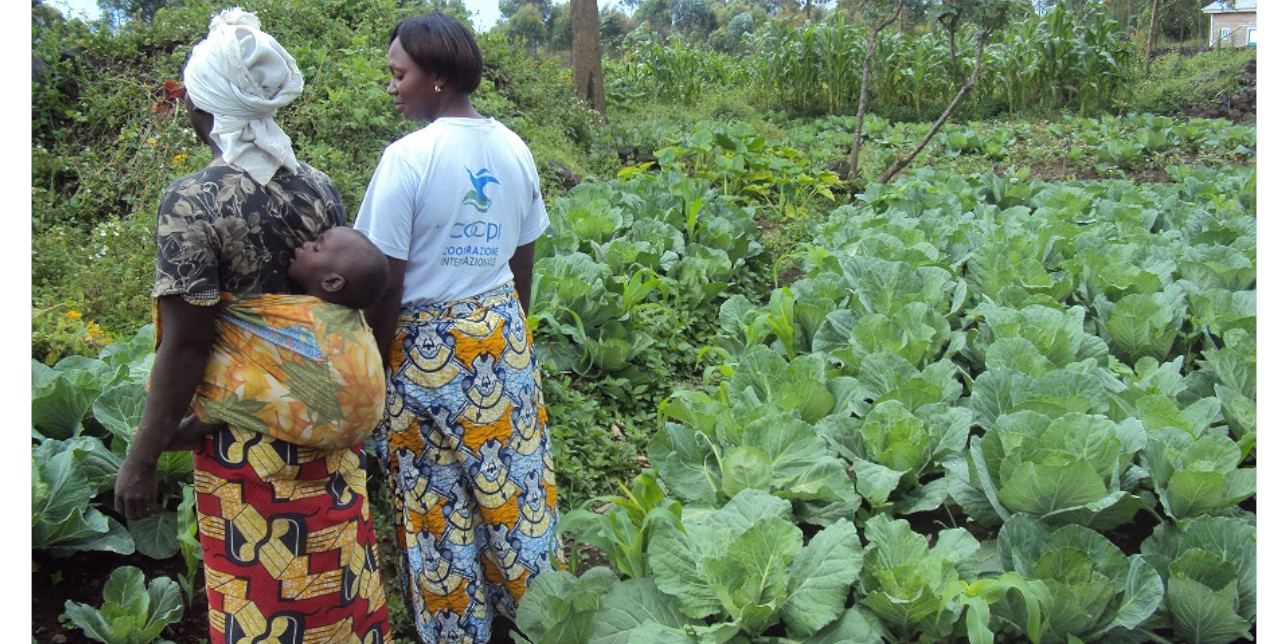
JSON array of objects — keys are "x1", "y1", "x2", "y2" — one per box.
[{"x1": 288, "y1": 226, "x2": 389, "y2": 309}]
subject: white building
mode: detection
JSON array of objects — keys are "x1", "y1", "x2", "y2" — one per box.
[{"x1": 1201, "y1": 0, "x2": 1257, "y2": 47}]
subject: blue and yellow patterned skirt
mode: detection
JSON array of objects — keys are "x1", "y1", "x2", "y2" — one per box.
[{"x1": 372, "y1": 282, "x2": 560, "y2": 644}]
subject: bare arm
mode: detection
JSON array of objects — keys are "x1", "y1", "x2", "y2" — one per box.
[
  {"x1": 364, "y1": 255, "x2": 407, "y2": 364},
  {"x1": 114, "y1": 296, "x2": 216, "y2": 520},
  {"x1": 509, "y1": 241, "x2": 536, "y2": 315}
]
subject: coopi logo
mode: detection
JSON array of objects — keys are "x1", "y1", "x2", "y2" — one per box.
[{"x1": 462, "y1": 167, "x2": 500, "y2": 213}]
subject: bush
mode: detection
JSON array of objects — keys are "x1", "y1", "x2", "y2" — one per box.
[{"x1": 1126, "y1": 48, "x2": 1255, "y2": 115}]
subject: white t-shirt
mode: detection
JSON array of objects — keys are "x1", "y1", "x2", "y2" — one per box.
[{"x1": 354, "y1": 117, "x2": 550, "y2": 305}]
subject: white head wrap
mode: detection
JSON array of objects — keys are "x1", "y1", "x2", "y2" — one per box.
[{"x1": 183, "y1": 8, "x2": 303, "y2": 185}]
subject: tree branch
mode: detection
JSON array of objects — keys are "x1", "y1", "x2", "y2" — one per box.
[{"x1": 877, "y1": 27, "x2": 992, "y2": 185}]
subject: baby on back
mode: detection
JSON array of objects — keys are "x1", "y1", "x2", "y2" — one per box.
[
  {"x1": 288, "y1": 225, "x2": 390, "y2": 309},
  {"x1": 167, "y1": 226, "x2": 391, "y2": 451}
]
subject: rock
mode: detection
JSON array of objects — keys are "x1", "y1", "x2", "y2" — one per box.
[{"x1": 545, "y1": 160, "x2": 580, "y2": 190}]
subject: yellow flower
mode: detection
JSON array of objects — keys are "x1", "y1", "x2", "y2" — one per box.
[
  {"x1": 171, "y1": 153, "x2": 189, "y2": 165},
  {"x1": 86, "y1": 322, "x2": 113, "y2": 345},
  {"x1": 66, "y1": 310, "x2": 81, "y2": 321}
]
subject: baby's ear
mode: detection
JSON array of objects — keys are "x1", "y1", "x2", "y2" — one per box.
[{"x1": 320, "y1": 273, "x2": 346, "y2": 294}]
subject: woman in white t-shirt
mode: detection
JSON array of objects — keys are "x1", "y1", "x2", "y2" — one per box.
[{"x1": 355, "y1": 13, "x2": 560, "y2": 644}]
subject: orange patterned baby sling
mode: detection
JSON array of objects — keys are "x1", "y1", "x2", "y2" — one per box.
[{"x1": 184, "y1": 293, "x2": 386, "y2": 450}]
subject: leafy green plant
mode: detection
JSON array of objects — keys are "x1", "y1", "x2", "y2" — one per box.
[
  {"x1": 808, "y1": 256, "x2": 966, "y2": 372},
  {"x1": 542, "y1": 375, "x2": 643, "y2": 508},
  {"x1": 33, "y1": 359, "x2": 108, "y2": 441},
  {"x1": 954, "y1": 411, "x2": 1145, "y2": 530},
  {"x1": 556, "y1": 470, "x2": 683, "y2": 579},
  {"x1": 653, "y1": 390, "x2": 860, "y2": 513},
  {"x1": 1140, "y1": 428, "x2": 1255, "y2": 520},
  {"x1": 1192, "y1": 329, "x2": 1255, "y2": 456},
  {"x1": 996, "y1": 514, "x2": 1163, "y2": 643},
  {"x1": 520, "y1": 490, "x2": 874, "y2": 643},
  {"x1": 514, "y1": 566, "x2": 622, "y2": 644},
  {"x1": 31, "y1": 326, "x2": 193, "y2": 558},
  {"x1": 819, "y1": 399, "x2": 970, "y2": 513},
  {"x1": 32, "y1": 437, "x2": 133, "y2": 555},
  {"x1": 859, "y1": 513, "x2": 1049, "y2": 644},
  {"x1": 649, "y1": 491, "x2": 863, "y2": 639},
  {"x1": 1140, "y1": 515, "x2": 1255, "y2": 644},
  {"x1": 1095, "y1": 289, "x2": 1189, "y2": 365},
  {"x1": 61, "y1": 566, "x2": 184, "y2": 644}
]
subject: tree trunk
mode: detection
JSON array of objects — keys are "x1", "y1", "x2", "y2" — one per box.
[
  {"x1": 848, "y1": 0, "x2": 905, "y2": 184},
  {"x1": 571, "y1": 0, "x2": 606, "y2": 117},
  {"x1": 1145, "y1": 0, "x2": 1159, "y2": 71}
]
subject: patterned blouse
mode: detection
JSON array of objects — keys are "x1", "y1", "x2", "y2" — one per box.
[{"x1": 152, "y1": 158, "x2": 346, "y2": 305}]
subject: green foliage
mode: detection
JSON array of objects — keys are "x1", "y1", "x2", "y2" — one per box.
[
  {"x1": 522, "y1": 490, "x2": 869, "y2": 642},
  {"x1": 61, "y1": 566, "x2": 184, "y2": 644},
  {"x1": 599, "y1": 8, "x2": 632, "y2": 53},
  {"x1": 962, "y1": 411, "x2": 1146, "y2": 530},
  {"x1": 514, "y1": 566, "x2": 622, "y2": 643},
  {"x1": 630, "y1": 158, "x2": 1251, "y2": 641},
  {"x1": 609, "y1": 6, "x2": 1135, "y2": 121},
  {"x1": 98, "y1": 0, "x2": 171, "y2": 22},
  {"x1": 727, "y1": 11, "x2": 755, "y2": 47},
  {"x1": 652, "y1": 120, "x2": 843, "y2": 221},
  {"x1": 546, "y1": 3, "x2": 572, "y2": 50},
  {"x1": 542, "y1": 375, "x2": 642, "y2": 508},
  {"x1": 652, "y1": 351, "x2": 862, "y2": 513},
  {"x1": 860, "y1": 512, "x2": 1015, "y2": 643},
  {"x1": 556, "y1": 470, "x2": 683, "y2": 579},
  {"x1": 671, "y1": 0, "x2": 715, "y2": 37},
  {"x1": 821, "y1": 399, "x2": 970, "y2": 512},
  {"x1": 33, "y1": 437, "x2": 134, "y2": 555},
  {"x1": 532, "y1": 168, "x2": 767, "y2": 389},
  {"x1": 1152, "y1": 0, "x2": 1208, "y2": 42},
  {"x1": 30, "y1": 8, "x2": 1258, "y2": 642},
  {"x1": 32, "y1": 326, "x2": 195, "y2": 560},
  {"x1": 1141, "y1": 429, "x2": 1254, "y2": 520},
  {"x1": 997, "y1": 515, "x2": 1163, "y2": 643},
  {"x1": 507, "y1": 3, "x2": 548, "y2": 49},
  {"x1": 1140, "y1": 515, "x2": 1256, "y2": 644},
  {"x1": 1127, "y1": 48, "x2": 1255, "y2": 116}
]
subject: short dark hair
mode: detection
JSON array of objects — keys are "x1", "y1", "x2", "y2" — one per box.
[
  {"x1": 331, "y1": 228, "x2": 390, "y2": 309},
  {"x1": 390, "y1": 13, "x2": 483, "y2": 95}
]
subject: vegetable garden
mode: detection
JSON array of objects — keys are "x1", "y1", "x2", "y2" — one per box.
[{"x1": 32, "y1": 0, "x2": 1256, "y2": 642}]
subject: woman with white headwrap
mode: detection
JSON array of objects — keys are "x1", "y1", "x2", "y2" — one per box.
[{"x1": 114, "y1": 9, "x2": 392, "y2": 644}]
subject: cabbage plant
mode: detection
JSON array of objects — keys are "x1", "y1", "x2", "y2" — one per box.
[
  {"x1": 952, "y1": 411, "x2": 1145, "y2": 530},
  {"x1": 651, "y1": 399, "x2": 858, "y2": 513},
  {"x1": 1140, "y1": 515, "x2": 1255, "y2": 644},
  {"x1": 995, "y1": 514, "x2": 1163, "y2": 643},
  {"x1": 818, "y1": 399, "x2": 970, "y2": 513},
  {"x1": 32, "y1": 437, "x2": 133, "y2": 555},
  {"x1": 859, "y1": 513, "x2": 1049, "y2": 644},
  {"x1": 517, "y1": 490, "x2": 872, "y2": 642},
  {"x1": 1140, "y1": 428, "x2": 1255, "y2": 520},
  {"x1": 62, "y1": 566, "x2": 184, "y2": 644}
]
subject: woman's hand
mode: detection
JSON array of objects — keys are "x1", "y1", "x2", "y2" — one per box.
[{"x1": 114, "y1": 454, "x2": 160, "y2": 520}]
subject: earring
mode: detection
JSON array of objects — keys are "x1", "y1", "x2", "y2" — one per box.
[{"x1": 434, "y1": 85, "x2": 442, "y2": 93}]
